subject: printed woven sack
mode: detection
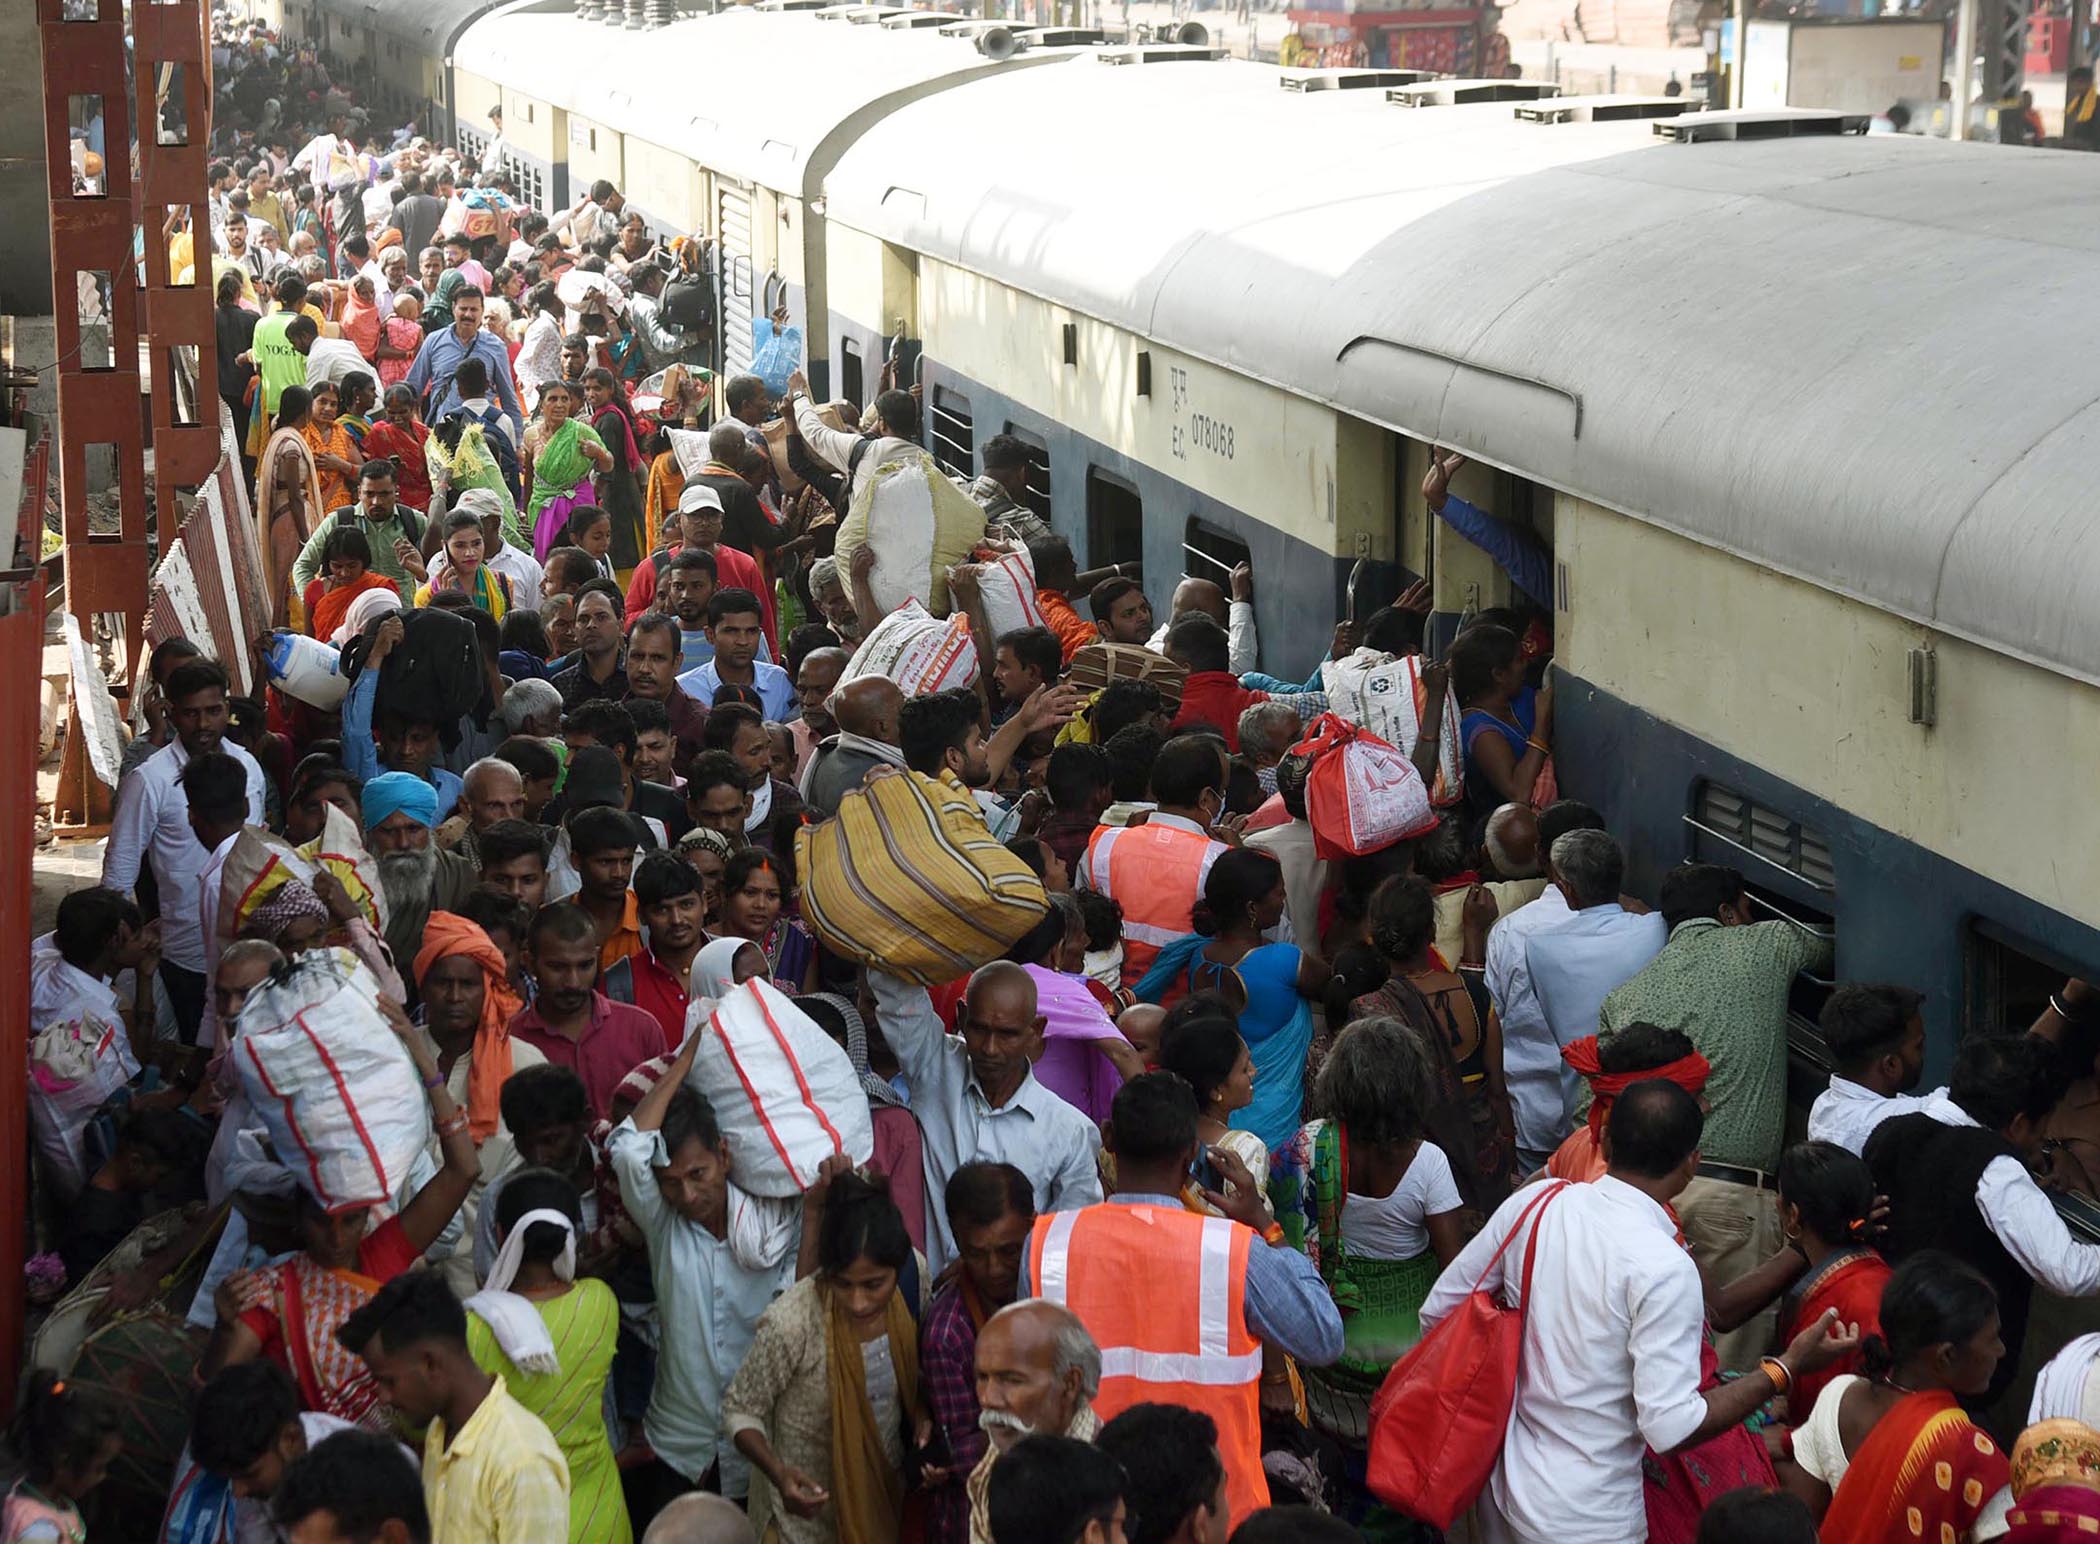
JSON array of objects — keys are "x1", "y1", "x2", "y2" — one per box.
[
  {"x1": 833, "y1": 445, "x2": 986, "y2": 615},
  {"x1": 1321, "y1": 648, "x2": 1463, "y2": 807},
  {"x1": 667, "y1": 426, "x2": 710, "y2": 481},
  {"x1": 217, "y1": 807, "x2": 385, "y2": 940},
  {"x1": 233, "y1": 951, "x2": 431, "y2": 1211},
  {"x1": 28, "y1": 937, "x2": 140, "y2": 1195},
  {"x1": 796, "y1": 768, "x2": 1049, "y2": 986},
  {"x1": 685, "y1": 978, "x2": 874, "y2": 1199},
  {"x1": 846, "y1": 599, "x2": 978, "y2": 696},
  {"x1": 1294, "y1": 712, "x2": 1439, "y2": 862},
  {"x1": 969, "y1": 541, "x2": 1047, "y2": 639}
]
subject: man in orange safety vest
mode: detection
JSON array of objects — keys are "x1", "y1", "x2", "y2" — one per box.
[{"x1": 1023, "y1": 1074, "x2": 1344, "y2": 1531}]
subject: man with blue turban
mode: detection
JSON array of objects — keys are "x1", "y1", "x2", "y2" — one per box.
[{"x1": 363, "y1": 770, "x2": 478, "y2": 1000}]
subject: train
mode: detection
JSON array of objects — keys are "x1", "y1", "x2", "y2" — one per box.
[{"x1": 286, "y1": 0, "x2": 2100, "y2": 1403}]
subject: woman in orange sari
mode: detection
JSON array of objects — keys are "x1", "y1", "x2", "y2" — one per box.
[
  {"x1": 193, "y1": 1002, "x2": 483, "y2": 1429},
  {"x1": 254, "y1": 386, "x2": 323, "y2": 630},
  {"x1": 1774, "y1": 1140, "x2": 1890, "y2": 1425},
  {"x1": 361, "y1": 383, "x2": 434, "y2": 515},
  {"x1": 304, "y1": 525, "x2": 400, "y2": 641},
  {"x1": 1802, "y1": 1251, "x2": 2012, "y2": 1541},
  {"x1": 301, "y1": 380, "x2": 361, "y2": 515}
]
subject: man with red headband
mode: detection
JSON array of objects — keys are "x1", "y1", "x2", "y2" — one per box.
[{"x1": 1550, "y1": 1025, "x2": 1710, "y2": 1183}]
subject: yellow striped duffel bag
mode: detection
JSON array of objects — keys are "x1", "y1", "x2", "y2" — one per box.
[{"x1": 795, "y1": 768, "x2": 1048, "y2": 986}]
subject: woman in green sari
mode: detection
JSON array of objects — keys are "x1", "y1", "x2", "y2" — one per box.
[
  {"x1": 1277, "y1": 1015, "x2": 1466, "y2": 1504},
  {"x1": 526, "y1": 379, "x2": 613, "y2": 559},
  {"x1": 466, "y1": 1167, "x2": 632, "y2": 1544}
]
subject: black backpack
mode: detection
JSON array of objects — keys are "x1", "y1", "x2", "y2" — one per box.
[
  {"x1": 345, "y1": 604, "x2": 488, "y2": 751},
  {"x1": 662, "y1": 272, "x2": 714, "y2": 334}
]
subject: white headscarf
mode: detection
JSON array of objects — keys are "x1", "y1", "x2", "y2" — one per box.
[
  {"x1": 683, "y1": 936, "x2": 768, "y2": 1030},
  {"x1": 465, "y1": 1206, "x2": 575, "y2": 1376},
  {"x1": 333, "y1": 583, "x2": 402, "y2": 646}
]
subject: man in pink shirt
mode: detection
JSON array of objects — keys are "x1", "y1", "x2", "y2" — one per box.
[
  {"x1": 788, "y1": 645, "x2": 850, "y2": 778},
  {"x1": 510, "y1": 901, "x2": 668, "y2": 1120}
]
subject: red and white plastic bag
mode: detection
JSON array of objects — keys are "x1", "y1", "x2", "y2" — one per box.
[{"x1": 1295, "y1": 712, "x2": 1441, "y2": 861}]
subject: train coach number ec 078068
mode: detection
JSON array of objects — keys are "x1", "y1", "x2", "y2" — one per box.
[{"x1": 1172, "y1": 414, "x2": 1236, "y2": 462}]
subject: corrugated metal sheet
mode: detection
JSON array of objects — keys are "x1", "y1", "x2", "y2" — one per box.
[{"x1": 820, "y1": 61, "x2": 2100, "y2": 686}]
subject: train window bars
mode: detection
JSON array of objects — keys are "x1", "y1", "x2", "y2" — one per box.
[
  {"x1": 1182, "y1": 515, "x2": 1249, "y2": 589},
  {"x1": 930, "y1": 387, "x2": 973, "y2": 479},
  {"x1": 1002, "y1": 424, "x2": 1051, "y2": 526}
]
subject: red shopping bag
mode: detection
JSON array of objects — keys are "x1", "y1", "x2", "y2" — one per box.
[
  {"x1": 1293, "y1": 712, "x2": 1439, "y2": 861},
  {"x1": 1365, "y1": 1182, "x2": 1569, "y2": 1527}
]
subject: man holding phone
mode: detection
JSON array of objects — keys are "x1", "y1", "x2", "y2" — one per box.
[{"x1": 290, "y1": 459, "x2": 428, "y2": 602}]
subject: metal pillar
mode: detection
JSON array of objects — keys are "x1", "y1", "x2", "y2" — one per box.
[
  {"x1": 40, "y1": 0, "x2": 148, "y2": 831},
  {"x1": 136, "y1": 0, "x2": 222, "y2": 551}
]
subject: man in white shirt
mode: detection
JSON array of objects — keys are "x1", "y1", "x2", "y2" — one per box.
[
  {"x1": 1244, "y1": 756, "x2": 1327, "y2": 955},
  {"x1": 1523, "y1": 829, "x2": 1666, "y2": 1157},
  {"x1": 303, "y1": 333, "x2": 370, "y2": 391},
  {"x1": 1865, "y1": 1033, "x2": 2100, "y2": 1406},
  {"x1": 1806, "y1": 981, "x2": 1938, "y2": 1155},
  {"x1": 1145, "y1": 567, "x2": 1258, "y2": 675},
  {"x1": 102, "y1": 660, "x2": 265, "y2": 1047},
  {"x1": 478, "y1": 106, "x2": 507, "y2": 181},
  {"x1": 870, "y1": 961, "x2": 1105, "y2": 1271},
  {"x1": 1422, "y1": 1080, "x2": 1854, "y2": 1544},
  {"x1": 185, "y1": 751, "x2": 255, "y2": 1055}
]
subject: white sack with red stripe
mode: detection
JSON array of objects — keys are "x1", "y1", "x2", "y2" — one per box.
[
  {"x1": 967, "y1": 542, "x2": 1047, "y2": 640},
  {"x1": 684, "y1": 977, "x2": 874, "y2": 1199},
  {"x1": 29, "y1": 935, "x2": 143, "y2": 1198},
  {"x1": 233, "y1": 950, "x2": 432, "y2": 1211}
]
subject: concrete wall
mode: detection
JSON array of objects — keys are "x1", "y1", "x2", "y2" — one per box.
[{"x1": 0, "y1": 0, "x2": 53, "y2": 315}]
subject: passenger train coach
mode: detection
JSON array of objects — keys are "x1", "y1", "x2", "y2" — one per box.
[{"x1": 298, "y1": 1, "x2": 2100, "y2": 1207}]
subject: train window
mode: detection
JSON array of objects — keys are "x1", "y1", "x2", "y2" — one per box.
[
  {"x1": 1003, "y1": 425, "x2": 1051, "y2": 526},
  {"x1": 719, "y1": 188, "x2": 756, "y2": 378},
  {"x1": 1689, "y1": 780, "x2": 1835, "y2": 892},
  {"x1": 1087, "y1": 470, "x2": 1143, "y2": 570},
  {"x1": 1966, "y1": 920, "x2": 2091, "y2": 1037},
  {"x1": 1183, "y1": 516, "x2": 1249, "y2": 590},
  {"x1": 840, "y1": 339, "x2": 863, "y2": 412},
  {"x1": 930, "y1": 387, "x2": 973, "y2": 477}
]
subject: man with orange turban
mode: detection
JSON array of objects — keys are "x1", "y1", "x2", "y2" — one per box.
[{"x1": 414, "y1": 911, "x2": 547, "y2": 1292}]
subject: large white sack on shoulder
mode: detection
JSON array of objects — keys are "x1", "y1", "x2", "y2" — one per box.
[
  {"x1": 233, "y1": 950, "x2": 432, "y2": 1212},
  {"x1": 684, "y1": 978, "x2": 873, "y2": 1199},
  {"x1": 972, "y1": 544, "x2": 1046, "y2": 639},
  {"x1": 833, "y1": 447, "x2": 986, "y2": 615},
  {"x1": 263, "y1": 631, "x2": 349, "y2": 710}
]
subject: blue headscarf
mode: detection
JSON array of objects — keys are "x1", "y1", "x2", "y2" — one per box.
[{"x1": 361, "y1": 770, "x2": 438, "y2": 832}]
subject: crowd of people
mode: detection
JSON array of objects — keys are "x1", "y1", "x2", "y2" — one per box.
[{"x1": 27, "y1": 12, "x2": 2100, "y2": 1544}]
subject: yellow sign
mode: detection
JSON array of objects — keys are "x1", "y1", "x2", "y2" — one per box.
[{"x1": 1898, "y1": 55, "x2": 1921, "y2": 68}]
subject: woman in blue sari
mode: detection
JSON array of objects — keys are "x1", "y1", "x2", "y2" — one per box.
[
  {"x1": 1448, "y1": 621, "x2": 1553, "y2": 831},
  {"x1": 1135, "y1": 848, "x2": 1330, "y2": 1153}
]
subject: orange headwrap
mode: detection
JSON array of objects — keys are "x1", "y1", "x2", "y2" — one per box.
[
  {"x1": 414, "y1": 912, "x2": 521, "y2": 1143},
  {"x1": 1562, "y1": 1034, "x2": 1711, "y2": 1139}
]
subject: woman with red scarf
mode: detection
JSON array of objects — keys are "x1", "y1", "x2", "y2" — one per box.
[{"x1": 359, "y1": 384, "x2": 434, "y2": 515}]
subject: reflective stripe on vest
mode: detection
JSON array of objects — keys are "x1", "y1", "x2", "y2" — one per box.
[
  {"x1": 1085, "y1": 822, "x2": 1220, "y2": 986},
  {"x1": 1035, "y1": 1210, "x2": 1262, "y2": 1386}
]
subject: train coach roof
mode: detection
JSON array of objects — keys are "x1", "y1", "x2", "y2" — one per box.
[
  {"x1": 826, "y1": 59, "x2": 2100, "y2": 686},
  {"x1": 453, "y1": 4, "x2": 1068, "y2": 194},
  {"x1": 318, "y1": 0, "x2": 495, "y2": 53}
]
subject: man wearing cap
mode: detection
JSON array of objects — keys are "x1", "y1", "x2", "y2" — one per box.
[
  {"x1": 363, "y1": 770, "x2": 478, "y2": 995},
  {"x1": 622, "y1": 488, "x2": 778, "y2": 665}
]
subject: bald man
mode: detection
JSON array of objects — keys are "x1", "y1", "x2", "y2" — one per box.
[
  {"x1": 799, "y1": 673, "x2": 908, "y2": 821},
  {"x1": 1431, "y1": 801, "x2": 1551, "y2": 977},
  {"x1": 869, "y1": 958, "x2": 1103, "y2": 1270},
  {"x1": 788, "y1": 645, "x2": 852, "y2": 777},
  {"x1": 1146, "y1": 565, "x2": 1256, "y2": 674},
  {"x1": 966, "y1": 1301, "x2": 1102, "y2": 1544},
  {"x1": 642, "y1": 1493, "x2": 759, "y2": 1544}
]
